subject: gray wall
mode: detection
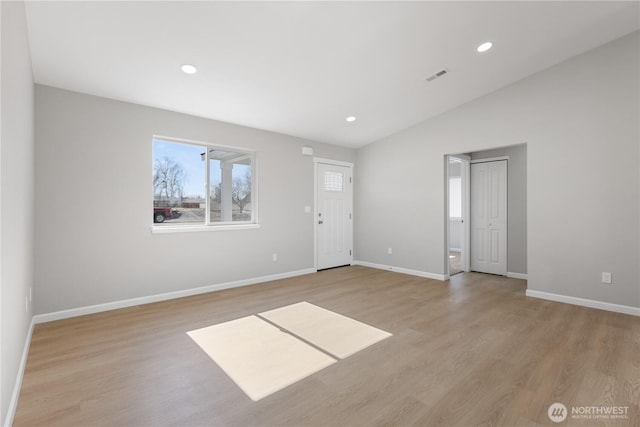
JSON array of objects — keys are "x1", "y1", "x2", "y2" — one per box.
[
  {"x1": 1, "y1": 1, "x2": 35, "y2": 423},
  {"x1": 34, "y1": 86, "x2": 355, "y2": 315},
  {"x1": 356, "y1": 31, "x2": 639, "y2": 308},
  {"x1": 471, "y1": 144, "x2": 527, "y2": 275}
]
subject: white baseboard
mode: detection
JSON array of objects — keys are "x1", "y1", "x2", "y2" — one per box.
[
  {"x1": 34, "y1": 268, "x2": 316, "y2": 324},
  {"x1": 507, "y1": 272, "x2": 528, "y2": 280},
  {"x1": 526, "y1": 289, "x2": 640, "y2": 316},
  {"x1": 353, "y1": 260, "x2": 447, "y2": 281},
  {"x1": 4, "y1": 317, "x2": 35, "y2": 427}
]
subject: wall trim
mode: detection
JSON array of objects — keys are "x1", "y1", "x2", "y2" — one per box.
[
  {"x1": 4, "y1": 318, "x2": 35, "y2": 427},
  {"x1": 33, "y1": 268, "x2": 316, "y2": 324},
  {"x1": 151, "y1": 223, "x2": 261, "y2": 234},
  {"x1": 526, "y1": 289, "x2": 640, "y2": 316},
  {"x1": 312, "y1": 157, "x2": 354, "y2": 167},
  {"x1": 470, "y1": 156, "x2": 509, "y2": 164},
  {"x1": 507, "y1": 272, "x2": 528, "y2": 280},
  {"x1": 353, "y1": 260, "x2": 447, "y2": 281}
]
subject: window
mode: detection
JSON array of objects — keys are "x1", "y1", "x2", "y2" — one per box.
[
  {"x1": 323, "y1": 171, "x2": 344, "y2": 192},
  {"x1": 152, "y1": 137, "x2": 256, "y2": 228}
]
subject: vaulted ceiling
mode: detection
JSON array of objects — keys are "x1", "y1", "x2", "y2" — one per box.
[{"x1": 24, "y1": 1, "x2": 640, "y2": 148}]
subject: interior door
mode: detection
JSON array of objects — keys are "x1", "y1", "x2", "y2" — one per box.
[
  {"x1": 316, "y1": 162, "x2": 353, "y2": 270},
  {"x1": 471, "y1": 160, "x2": 507, "y2": 275}
]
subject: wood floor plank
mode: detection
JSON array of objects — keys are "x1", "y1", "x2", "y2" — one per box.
[{"x1": 14, "y1": 267, "x2": 640, "y2": 426}]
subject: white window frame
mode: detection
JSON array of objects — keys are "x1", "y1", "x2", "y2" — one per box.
[{"x1": 151, "y1": 135, "x2": 259, "y2": 233}]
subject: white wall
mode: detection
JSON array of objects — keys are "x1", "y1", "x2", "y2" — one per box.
[
  {"x1": 34, "y1": 86, "x2": 355, "y2": 315},
  {"x1": 356, "y1": 31, "x2": 639, "y2": 308},
  {"x1": 448, "y1": 219, "x2": 461, "y2": 251},
  {"x1": 1, "y1": 1, "x2": 35, "y2": 423},
  {"x1": 471, "y1": 144, "x2": 527, "y2": 275}
]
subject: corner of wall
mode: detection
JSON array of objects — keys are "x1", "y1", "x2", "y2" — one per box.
[{"x1": 1, "y1": 0, "x2": 36, "y2": 424}]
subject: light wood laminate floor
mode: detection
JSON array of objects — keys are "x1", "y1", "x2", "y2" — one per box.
[{"x1": 15, "y1": 266, "x2": 640, "y2": 426}]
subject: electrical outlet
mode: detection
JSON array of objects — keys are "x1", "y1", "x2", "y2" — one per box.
[
  {"x1": 387, "y1": 247, "x2": 393, "y2": 255},
  {"x1": 601, "y1": 272, "x2": 612, "y2": 284},
  {"x1": 272, "y1": 253, "x2": 278, "y2": 262}
]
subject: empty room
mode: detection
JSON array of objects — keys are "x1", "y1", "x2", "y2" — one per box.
[{"x1": 2, "y1": 1, "x2": 639, "y2": 426}]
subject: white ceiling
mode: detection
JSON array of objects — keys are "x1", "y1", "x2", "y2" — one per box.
[{"x1": 24, "y1": 1, "x2": 639, "y2": 148}]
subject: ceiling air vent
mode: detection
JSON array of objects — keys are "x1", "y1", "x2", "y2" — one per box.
[{"x1": 425, "y1": 68, "x2": 449, "y2": 82}]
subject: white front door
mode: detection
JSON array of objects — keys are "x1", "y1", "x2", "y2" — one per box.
[
  {"x1": 471, "y1": 160, "x2": 507, "y2": 275},
  {"x1": 316, "y1": 162, "x2": 353, "y2": 270}
]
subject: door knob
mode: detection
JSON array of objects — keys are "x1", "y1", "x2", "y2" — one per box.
[{"x1": 318, "y1": 220, "x2": 323, "y2": 224}]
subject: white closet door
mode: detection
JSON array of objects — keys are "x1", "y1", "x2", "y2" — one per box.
[{"x1": 471, "y1": 160, "x2": 507, "y2": 275}]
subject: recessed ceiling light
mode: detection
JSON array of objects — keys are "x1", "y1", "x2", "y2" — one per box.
[
  {"x1": 346, "y1": 116, "x2": 356, "y2": 122},
  {"x1": 181, "y1": 64, "x2": 197, "y2": 74},
  {"x1": 477, "y1": 42, "x2": 493, "y2": 53}
]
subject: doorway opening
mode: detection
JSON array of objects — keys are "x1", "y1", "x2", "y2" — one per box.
[
  {"x1": 446, "y1": 144, "x2": 528, "y2": 281},
  {"x1": 446, "y1": 155, "x2": 470, "y2": 276}
]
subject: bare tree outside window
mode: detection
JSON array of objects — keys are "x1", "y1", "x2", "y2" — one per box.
[
  {"x1": 153, "y1": 156, "x2": 186, "y2": 205},
  {"x1": 232, "y1": 169, "x2": 251, "y2": 214},
  {"x1": 211, "y1": 182, "x2": 222, "y2": 203}
]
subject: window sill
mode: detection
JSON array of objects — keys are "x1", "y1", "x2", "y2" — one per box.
[{"x1": 151, "y1": 223, "x2": 261, "y2": 234}]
